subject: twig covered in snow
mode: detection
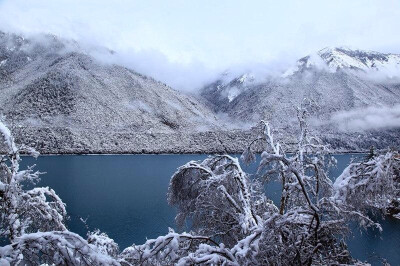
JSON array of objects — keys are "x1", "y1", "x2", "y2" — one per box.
[{"x1": 0, "y1": 231, "x2": 119, "y2": 265}]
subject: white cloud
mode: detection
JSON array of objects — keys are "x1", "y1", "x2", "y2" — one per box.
[
  {"x1": 329, "y1": 105, "x2": 400, "y2": 132},
  {"x1": 0, "y1": 0, "x2": 399, "y2": 90}
]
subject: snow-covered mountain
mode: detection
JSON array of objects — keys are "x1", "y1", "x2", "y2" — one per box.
[
  {"x1": 2, "y1": 33, "x2": 399, "y2": 153},
  {"x1": 202, "y1": 47, "x2": 400, "y2": 114},
  {"x1": 200, "y1": 47, "x2": 400, "y2": 150},
  {"x1": 283, "y1": 47, "x2": 400, "y2": 78},
  {"x1": 200, "y1": 72, "x2": 257, "y2": 113},
  {"x1": 0, "y1": 32, "x2": 255, "y2": 154}
]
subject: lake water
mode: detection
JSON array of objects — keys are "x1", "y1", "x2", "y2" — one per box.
[{"x1": 20, "y1": 154, "x2": 400, "y2": 265}]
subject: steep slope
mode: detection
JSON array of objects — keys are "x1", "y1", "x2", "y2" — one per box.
[
  {"x1": 0, "y1": 32, "x2": 252, "y2": 154},
  {"x1": 201, "y1": 47, "x2": 400, "y2": 150},
  {"x1": 1, "y1": 52, "x2": 218, "y2": 132}
]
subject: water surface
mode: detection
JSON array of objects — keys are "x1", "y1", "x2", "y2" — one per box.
[{"x1": 20, "y1": 154, "x2": 400, "y2": 265}]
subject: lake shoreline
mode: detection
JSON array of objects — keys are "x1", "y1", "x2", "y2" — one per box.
[
  {"x1": 3, "y1": 126, "x2": 398, "y2": 155},
  {"x1": 17, "y1": 151, "x2": 370, "y2": 156}
]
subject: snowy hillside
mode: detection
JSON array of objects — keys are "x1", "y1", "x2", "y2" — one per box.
[{"x1": 0, "y1": 31, "x2": 256, "y2": 154}]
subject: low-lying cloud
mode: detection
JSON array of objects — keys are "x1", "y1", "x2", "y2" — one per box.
[
  {"x1": 91, "y1": 47, "x2": 220, "y2": 92},
  {"x1": 328, "y1": 105, "x2": 400, "y2": 132}
]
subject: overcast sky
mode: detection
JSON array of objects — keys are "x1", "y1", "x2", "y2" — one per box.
[{"x1": 0, "y1": 0, "x2": 399, "y2": 90}]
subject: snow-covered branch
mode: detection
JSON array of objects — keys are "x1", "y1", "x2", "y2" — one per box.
[
  {"x1": 168, "y1": 155, "x2": 274, "y2": 246},
  {"x1": 0, "y1": 231, "x2": 119, "y2": 265},
  {"x1": 0, "y1": 120, "x2": 67, "y2": 242},
  {"x1": 334, "y1": 151, "x2": 400, "y2": 216}
]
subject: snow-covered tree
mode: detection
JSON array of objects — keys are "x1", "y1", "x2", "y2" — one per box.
[
  {"x1": 0, "y1": 231, "x2": 119, "y2": 265},
  {"x1": 1, "y1": 102, "x2": 398, "y2": 265},
  {"x1": 0, "y1": 120, "x2": 119, "y2": 265},
  {"x1": 168, "y1": 154, "x2": 276, "y2": 247},
  {"x1": 166, "y1": 100, "x2": 384, "y2": 265},
  {"x1": 334, "y1": 149, "x2": 400, "y2": 217},
  {"x1": 0, "y1": 120, "x2": 66, "y2": 242}
]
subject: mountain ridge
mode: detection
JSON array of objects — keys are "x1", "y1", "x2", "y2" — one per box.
[
  {"x1": 283, "y1": 47, "x2": 400, "y2": 78},
  {"x1": 202, "y1": 46, "x2": 400, "y2": 110},
  {"x1": 200, "y1": 47, "x2": 400, "y2": 151},
  {"x1": 1, "y1": 32, "x2": 399, "y2": 153}
]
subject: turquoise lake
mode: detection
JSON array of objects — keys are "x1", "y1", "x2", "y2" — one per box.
[{"x1": 20, "y1": 154, "x2": 400, "y2": 265}]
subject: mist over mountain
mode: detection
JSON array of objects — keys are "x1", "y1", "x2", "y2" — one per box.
[
  {"x1": 202, "y1": 47, "x2": 400, "y2": 117},
  {"x1": 201, "y1": 47, "x2": 400, "y2": 150},
  {"x1": 2, "y1": 0, "x2": 400, "y2": 92},
  {"x1": 1, "y1": 31, "x2": 399, "y2": 153},
  {"x1": 0, "y1": 31, "x2": 256, "y2": 154}
]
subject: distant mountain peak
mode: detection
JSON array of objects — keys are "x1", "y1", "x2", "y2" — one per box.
[{"x1": 283, "y1": 47, "x2": 400, "y2": 78}]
